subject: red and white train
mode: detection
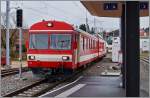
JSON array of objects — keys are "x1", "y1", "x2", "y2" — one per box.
[{"x1": 26, "y1": 20, "x2": 106, "y2": 75}]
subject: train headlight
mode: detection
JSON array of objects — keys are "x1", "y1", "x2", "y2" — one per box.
[
  {"x1": 47, "y1": 23, "x2": 53, "y2": 27},
  {"x1": 62, "y1": 56, "x2": 69, "y2": 61},
  {"x1": 29, "y1": 55, "x2": 35, "y2": 60}
]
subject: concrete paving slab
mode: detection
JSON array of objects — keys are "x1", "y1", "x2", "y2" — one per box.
[{"x1": 41, "y1": 76, "x2": 125, "y2": 97}]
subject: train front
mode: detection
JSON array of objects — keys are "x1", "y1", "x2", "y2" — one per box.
[{"x1": 26, "y1": 20, "x2": 76, "y2": 76}]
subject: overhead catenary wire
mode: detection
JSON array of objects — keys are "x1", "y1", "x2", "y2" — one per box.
[
  {"x1": 24, "y1": 7, "x2": 69, "y2": 22},
  {"x1": 12, "y1": 1, "x2": 105, "y2": 30},
  {"x1": 14, "y1": 1, "x2": 100, "y2": 27},
  {"x1": 40, "y1": 2, "x2": 92, "y2": 24}
]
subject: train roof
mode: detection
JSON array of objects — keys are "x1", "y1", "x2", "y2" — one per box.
[
  {"x1": 29, "y1": 20, "x2": 74, "y2": 31},
  {"x1": 75, "y1": 28, "x2": 98, "y2": 39},
  {"x1": 29, "y1": 20, "x2": 103, "y2": 40}
]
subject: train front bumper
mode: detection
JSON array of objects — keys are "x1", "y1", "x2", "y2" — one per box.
[{"x1": 27, "y1": 54, "x2": 74, "y2": 69}]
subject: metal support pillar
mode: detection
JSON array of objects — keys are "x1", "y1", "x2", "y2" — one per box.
[
  {"x1": 6, "y1": 0, "x2": 10, "y2": 66},
  {"x1": 125, "y1": 1, "x2": 140, "y2": 97},
  {"x1": 19, "y1": 27, "x2": 22, "y2": 78},
  {"x1": 121, "y1": 4, "x2": 126, "y2": 89},
  {"x1": 0, "y1": 0, "x2": 1, "y2": 66}
]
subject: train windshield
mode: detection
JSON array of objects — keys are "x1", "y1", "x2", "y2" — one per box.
[
  {"x1": 50, "y1": 34, "x2": 71, "y2": 50},
  {"x1": 30, "y1": 34, "x2": 48, "y2": 49}
]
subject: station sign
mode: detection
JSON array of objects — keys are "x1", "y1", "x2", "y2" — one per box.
[
  {"x1": 81, "y1": 1, "x2": 149, "y2": 17},
  {"x1": 104, "y1": 3, "x2": 118, "y2": 10},
  {"x1": 104, "y1": 2, "x2": 149, "y2": 10},
  {"x1": 140, "y1": 2, "x2": 148, "y2": 10}
]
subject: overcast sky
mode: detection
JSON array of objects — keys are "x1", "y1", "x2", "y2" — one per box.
[{"x1": 1, "y1": 1, "x2": 149, "y2": 32}]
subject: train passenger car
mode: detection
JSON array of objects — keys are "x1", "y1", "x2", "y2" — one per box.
[{"x1": 26, "y1": 20, "x2": 106, "y2": 76}]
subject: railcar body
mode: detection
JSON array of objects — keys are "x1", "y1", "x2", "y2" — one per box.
[{"x1": 26, "y1": 20, "x2": 106, "y2": 75}]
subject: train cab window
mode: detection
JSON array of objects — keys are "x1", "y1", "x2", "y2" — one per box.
[
  {"x1": 50, "y1": 34, "x2": 71, "y2": 50},
  {"x1": 29, "y1": 34, "x2": 48, "y2": 49}
]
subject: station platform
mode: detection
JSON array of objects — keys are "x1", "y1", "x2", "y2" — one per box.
[{"x1": 40, "y1": 76, "x2": 125, "y2": 97}]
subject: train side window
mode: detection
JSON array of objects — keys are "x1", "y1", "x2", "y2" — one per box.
[
  {"x1": 93, "y1": 40, "x2": 95, "y2": 49},
  {"x1": 95, "y1": 41, "x2": 97, "y2": 48},
  {"x1": 88, "y1": 39, "x2": 89, "y2": 49},
  {"x1": 91, "y1": 39, "x2": 92, "y2": 49},
  {"x1": 93, "y1": 40, "x2": 94, "y2": 49},
  {"x1": 89, "y1": 39, "x2": 91, "y2": 49},
  {"x1": 86, "y1": 38, "x2": 88, "y2": 49},
  {"x1": 83, "y1": 37, "x2": 84, "y2": 50},
  {"x1": 87, "y1": 39, "x2": 89, "y2": 49},
  {"x1": 84, "y1": 37, "x2": 86, "y2": 50},
  {"x1": 80, "y1": 36, "x2": 83, "y2": 50},
  {"x1": 91, "y1": 40, "x2": 93, "y2": 49},
  {"x1": 95, "y1": 41, "x2": 96, "y2": 49}
]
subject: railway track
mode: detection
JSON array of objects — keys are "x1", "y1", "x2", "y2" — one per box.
[
  {"x1": 1, "y1": 67, "x2": 29, "y2": 77},
  {"x1": 3, "y1": 64, "x2": 92, "y2": 97},
  {"x1": 3, "y1": 71, "x2": 83, "y2": 97},
  {"x1": 2, "y1": 58, "x2": 104, "y2": 97}
]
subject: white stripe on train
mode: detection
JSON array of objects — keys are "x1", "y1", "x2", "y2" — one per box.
[{"x1": 27, "y1": 52, "x2": 105, "y2": 62}]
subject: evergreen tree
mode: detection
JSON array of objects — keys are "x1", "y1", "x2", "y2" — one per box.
[{"x1": 79, "y1": 24, "x2": 86, "y2": 31}]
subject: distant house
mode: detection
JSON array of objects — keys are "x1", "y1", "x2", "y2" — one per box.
[
  {"x1": 105, "y1": 28, "x2": 149, "y2": 53},
  {"x1": 140, "y1": 29, "x2": 149, "y2": 52}
]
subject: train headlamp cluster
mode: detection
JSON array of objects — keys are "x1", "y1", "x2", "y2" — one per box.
[
  {"x1": 62, "y1": 56, "x2": 69, "y2": 61},
  {"x1": 29, "y1": 55, "x2": 35, "y2": 60}
]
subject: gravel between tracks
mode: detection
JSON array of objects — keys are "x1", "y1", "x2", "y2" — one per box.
[{"x1": 1, "y1": 71, "x2": 41, "y2": 96}]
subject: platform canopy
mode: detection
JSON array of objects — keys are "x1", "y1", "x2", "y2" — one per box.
[{"x1": 81, "y1": 1, "x2": 149, "y2": 17}]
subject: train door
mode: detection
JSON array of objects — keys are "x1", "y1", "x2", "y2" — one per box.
[
  {"x1": 98, "y1": 39, "x2": 100, "y2": 57},
  {"x1": 73, "y1": 33, "x2": 79, "y2": 68}
]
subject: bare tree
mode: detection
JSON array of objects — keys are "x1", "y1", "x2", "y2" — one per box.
[{"x1": 1, "y1": 12, "x2": 19, "y2": 58}]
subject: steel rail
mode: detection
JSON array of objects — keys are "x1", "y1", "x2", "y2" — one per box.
[
  {"x1": 3, "y1": 59, "x2": 96, "y2": 97},
  {"x1": 1, "y1": 67, "x2": 29, "y2": 77}
]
